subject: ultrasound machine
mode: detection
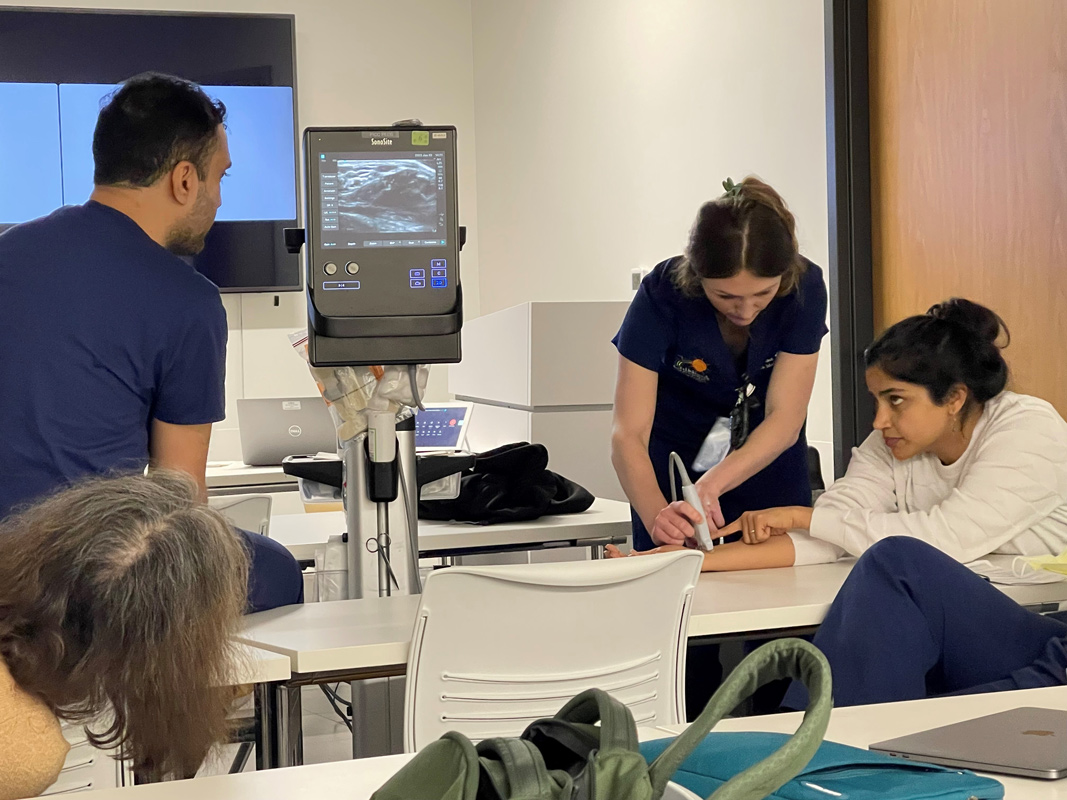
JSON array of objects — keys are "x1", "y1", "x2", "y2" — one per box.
[
  {"x1": 300, "y1": 126, "x2": 462, "y2": 366},
  {"x1": 282, "y1": 125, "x2": 472, "y2": 759}
]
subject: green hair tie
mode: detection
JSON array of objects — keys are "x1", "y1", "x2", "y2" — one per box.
[{"x1": 722, "y1": 177, "x2": 743, "y2": 198}]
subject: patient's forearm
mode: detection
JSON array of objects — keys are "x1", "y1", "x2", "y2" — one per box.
[{"x1": 698, "y1": 535, "x2": 796, "y2": 571}]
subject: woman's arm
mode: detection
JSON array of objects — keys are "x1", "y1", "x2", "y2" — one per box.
[
  {"x1": 700, "y1": 535, "x2": 797, "y2": 570},
  {"x1": 607, "y1": 536, "x2": 797, "y2": 571},
  {"x1": 611, "y1": 355, "x2": 702, "y2": 545},
  {"x1": 695, "y1": 351, "x2": 818, "y2": 511}
]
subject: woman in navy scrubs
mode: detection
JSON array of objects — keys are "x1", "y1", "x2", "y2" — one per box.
[{"x1": 611, "y1": 177, "x2": 827, "y2": 551}]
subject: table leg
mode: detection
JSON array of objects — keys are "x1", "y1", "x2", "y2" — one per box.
[
  {"x1": 272, "y1": 683, "x2": 304, "y2": 767},
  {"x1": 254, "y1": 683, "x2": 277, "y2": 770}
]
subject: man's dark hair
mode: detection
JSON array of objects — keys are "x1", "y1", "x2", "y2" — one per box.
[{"x1": 93, "y1": 72, "x2": 227, "y2": 188}]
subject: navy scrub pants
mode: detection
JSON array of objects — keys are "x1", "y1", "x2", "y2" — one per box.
[
  {"x1": 236, "y1": 527, "x2": 304, "y2": 613},
  {"x1": 783, "y1": 537, "x2": 1067, "y2": 709}
]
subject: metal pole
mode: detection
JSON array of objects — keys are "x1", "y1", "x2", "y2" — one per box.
[
  {"x1": 377, "y1": 501, "x2": 391, "y2": 597},
  {"x1": 272, "y1": 683, "x2": 303, "y2": 767},
  {"x1": 254, "y1": 682, "x2": 277, "y2": 770}
]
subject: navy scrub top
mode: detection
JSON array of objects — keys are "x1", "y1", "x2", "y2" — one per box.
[
  {"x1": 612, "y1": 256, "x2": 828, "y2": 549},
  {"x1": 0, "y1": 202, "x2": 227, "y2": 519}
]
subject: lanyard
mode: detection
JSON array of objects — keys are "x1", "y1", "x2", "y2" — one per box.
[{"x1": 729, "y1": 376, "x2": 758, "y2": 451}]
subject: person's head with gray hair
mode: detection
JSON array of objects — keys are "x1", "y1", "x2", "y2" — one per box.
[{"x1": 0, "y1": 471, "x2": 249, "y2": 779}]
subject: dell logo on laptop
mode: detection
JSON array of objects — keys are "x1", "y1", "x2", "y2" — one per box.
[{"x1": 288, "y1": 425, "x2": 302, "y2": 437}]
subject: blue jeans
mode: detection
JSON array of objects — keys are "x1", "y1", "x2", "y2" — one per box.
[
  {"x1": 236, "y1": 528, "x2": 304, "y2": 613},
  {"x1": 784, "y1": 537, "x2": 1067, "y2": 709}
]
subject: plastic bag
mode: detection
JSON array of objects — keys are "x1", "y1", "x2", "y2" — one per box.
[
  {"x1": 288, "y1": 330, "x2": 431, "y2": 442},
  {"x1": 1013, "y1": 549, "x2": 1067, "y2": 578},
  {"x1": 376, "y1": 364, "x2": 429, "y2": 407},
  {"x1": 692, "y1": 417, "x2": 732, "y2": 473},
  {"x1": 314, "y1": 535, "x2": 349, "y2": 602}
]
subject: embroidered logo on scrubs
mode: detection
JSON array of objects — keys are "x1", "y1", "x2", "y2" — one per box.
[{"x1": 674, "y1": 357, "x2": 711, "y2": 383}]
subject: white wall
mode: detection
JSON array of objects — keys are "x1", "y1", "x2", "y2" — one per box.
[
  {"x1": 0, "y1": 0, "x2": 481, "y2": 462},
  {"x1": 8, "y1": 0, "x2": 835, "y2": 479},
  {"x1": 469, "y1": 0, "x2": 834, "y2": 484}
]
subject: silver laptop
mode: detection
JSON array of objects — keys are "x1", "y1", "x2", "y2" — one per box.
[
  {"x1": 414, "y1": 402, "x2": 473, "y2": 453},
  {"x1": 237, "y1": 397, "x2": 338, "y2": 466},
  {"x1": 870, "y1": 707, "x2": 1067, "y2": 779}
]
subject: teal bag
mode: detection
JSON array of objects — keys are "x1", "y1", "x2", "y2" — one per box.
[
  {"x1": 373, "y1": 638, "x2": 834, "y2": 800},
  {"x1": 641, "y1": 732, "x2": 1005, "y2": 800}
]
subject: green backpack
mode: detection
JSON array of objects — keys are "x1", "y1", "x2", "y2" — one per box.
[{"x1": 372, "y1": 638, "x2": 832, "y2": 800}]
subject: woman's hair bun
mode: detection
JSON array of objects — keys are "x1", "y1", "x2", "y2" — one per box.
[{"x1": 927, "y1": 298, "x2": 1009, "y2": 348}]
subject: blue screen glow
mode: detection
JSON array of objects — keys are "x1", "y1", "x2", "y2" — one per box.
[
  {"x1": 2, "y1": 82, "x2": 296, "y2": 224},
  {"x1": 0, "y1": 83, "x2": 64, "y2": 224}
]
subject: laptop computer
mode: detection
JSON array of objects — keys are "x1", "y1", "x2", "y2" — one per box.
[
  {"x1": 869, "y1": 706, "x2": 1067, "y2": 779},
  {"x1": 237, "y1": 397, "x2": 338, "y2": 466},
  {"x1": 414, "y1": 402, "x2": 473, "y2": 454}
]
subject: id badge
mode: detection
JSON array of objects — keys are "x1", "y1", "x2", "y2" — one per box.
[{"x1": 692, "y1": 416, "x2": 731, "y2": 473}]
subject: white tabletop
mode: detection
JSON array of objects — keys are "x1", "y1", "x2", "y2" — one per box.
[
  {"x1": 269, "y1": 497, "x2": 632, "y2": 560},
  {"x1": 236, "y1": 595, "x2": 422, "y2": 675},
  {"x1": 687, "y1": 555, "x2": 1067, "y2": 638},
  {"x1": 237, "y1": 556, "x2": 1067, "y2": 677},
  {"x1": 83, "y1": 753, "x2": 415, "y2": 800},
  {"x1": 650, "y1": 685, "x2": 1067, "y2": 799},
  {"x1": 206, "y1": 462, "x2": 296, "y2": 490},
  {"x1": 75, "y1": 688, "x2": 1067, "y2": 799},
  {"x1": 65, "y1": 733, "x2": 687, "y2": 799},
  {"x1": 230, "y1": 644, "x2": 291, "y2": 685}
]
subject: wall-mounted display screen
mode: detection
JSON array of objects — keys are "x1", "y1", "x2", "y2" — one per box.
[{"x1": 0, "y1": 9, "x2": 300, "y2": 292}]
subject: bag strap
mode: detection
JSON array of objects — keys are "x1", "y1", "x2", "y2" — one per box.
[
  {"x1": 478, "y1": 737, "x2": 555, "y2": 799},
  {"x1": 648, "y1": 638, "x2": 832, "y2": 800},
  {"x1": 555, "y1": 688, "x2": 639, "y2": 753}
]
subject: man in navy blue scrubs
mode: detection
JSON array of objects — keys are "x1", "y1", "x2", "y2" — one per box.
[{"x1": 0, "y1": 73, "x2": 300, "y2": 612}]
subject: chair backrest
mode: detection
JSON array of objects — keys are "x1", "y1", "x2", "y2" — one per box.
[
  {"x1": 404, "y1": 549, "x2": 704, "y2": 752},
  {"x1": 209, "y1": 495, "x2": 273, "y2": 536},
  {"x1": 807, "y1": 446, "x2": 826, "y2": 492}
]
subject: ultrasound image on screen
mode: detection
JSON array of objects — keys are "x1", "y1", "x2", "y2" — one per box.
[{"x1": 337, "y1": 158, "x2": 438, "y2": 234}]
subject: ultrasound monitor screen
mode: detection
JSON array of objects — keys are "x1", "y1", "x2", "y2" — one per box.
[{"x1": 319, "y1": 151, "x2": 448, "y2": 248}]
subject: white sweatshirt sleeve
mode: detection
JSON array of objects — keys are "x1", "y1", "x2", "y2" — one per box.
[
  {"x1": 815, "y1": 430, "x2": 899, "y2": 514},
  {"x1": 809, "y1": 411, "x2": 1067, "y2": 563},
  {"x1": 787, "y1": 531, "x2": 847, "y2": 565}
]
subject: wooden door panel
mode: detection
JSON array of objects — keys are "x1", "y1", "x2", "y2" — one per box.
[{"x1": 869, "y1": 0, "x2": 1067, "y2": 413}]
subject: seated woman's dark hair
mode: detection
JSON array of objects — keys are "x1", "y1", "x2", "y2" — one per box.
[
  {"x1": 0, "y1": 471, "x2": 249, "y2": 779},
  {"x1": 865, "y1": 298, "x2": 1010, "y2": 413},
  {"x1": 673, "y1": 176, "x2": 805, "y2": 297}
]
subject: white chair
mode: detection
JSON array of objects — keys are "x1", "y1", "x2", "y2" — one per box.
[
  {"x1": 209, "y1": 495, "x2": 273, "y2": 536},
  {"x1": 665, "y1": 785, "x2": 701, "y2": 800},
  {"x1": 404, "y1": 549, "x2": 704, "y2": 752}
]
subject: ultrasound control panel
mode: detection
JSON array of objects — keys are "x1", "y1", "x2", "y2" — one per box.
[{"x1": 302, "y1": 127, "x2": 461, "y2": 366}]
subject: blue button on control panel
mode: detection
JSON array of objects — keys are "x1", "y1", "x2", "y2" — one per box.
[
  {"x1": 410, "y1": 269, "x2": 425, "y2": 278},
  {"x1": 431, "y1": 278, "x2": 447, "y2": 288},
  {"x1": 324, "y1": 281, "x2": 360, "y2": 290},
  {"x1": 410, "y1": 279, "x2": 426, "y2": 289}
]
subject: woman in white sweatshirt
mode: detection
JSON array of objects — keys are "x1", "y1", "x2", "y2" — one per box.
[{"x1": 608, "y1": 298, "x2": 1067, "y2": 569}]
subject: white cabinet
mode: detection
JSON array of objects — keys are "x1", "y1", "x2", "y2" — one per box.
[{"x1": 450, "y1": 301, "x2": 630, "y2": 502}]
